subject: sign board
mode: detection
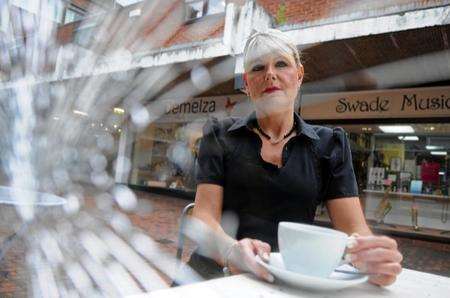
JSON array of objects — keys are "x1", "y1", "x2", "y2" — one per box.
[
  {"x1": 301, "y1": 86, "x2": 450, "y2": 120},
  {"x1": 156, "y1": 94, "x2": 251, "y2": 123}
]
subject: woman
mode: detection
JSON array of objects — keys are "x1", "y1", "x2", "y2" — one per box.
[{"x1": 188, "y1": 29, "x2": 402, "y2": 286}]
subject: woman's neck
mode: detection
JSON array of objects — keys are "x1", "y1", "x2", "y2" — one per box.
[{"x1": 255, "y1": 108, "x2": 295, "y2": 141}]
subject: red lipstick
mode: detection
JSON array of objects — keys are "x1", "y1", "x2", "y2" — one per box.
[{"x1": 263, "y1": 86, "x2": 281, "y2": 94}]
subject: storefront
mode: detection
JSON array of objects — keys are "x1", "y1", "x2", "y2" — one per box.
[
  {"x1": 303, "y1": 85, "x2": 450, "y2": 241},
  {"x1": 127, "y1": 85, "x2": 450, "y2": 241},
  {"x1": 129, "y1": 94, "x2": 250, "y2": 193}
]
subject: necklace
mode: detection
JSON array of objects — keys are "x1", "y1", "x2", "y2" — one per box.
[{"x1": 255, "y1": 118, "x2": 297, "y2": 144}]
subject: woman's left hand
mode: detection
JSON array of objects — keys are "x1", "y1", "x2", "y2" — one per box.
[{"x1": 346, "y1": 234, "x2": 403, "y2": 286}]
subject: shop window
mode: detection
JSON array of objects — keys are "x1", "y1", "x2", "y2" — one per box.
[
  {"x1": 185, "y1": 0, "x2": 225, "y2": 21},
  {"x1": 130, "y1": 121, "x2": 203, "y2": 192},
  {"x1": 320, "y1": 122, "x2": 450, "y2": 240},
  {"x1": 64, "y1": 4, "x2": 86, "y2": 24},
  {"x1": 207, "y1": 0, "x2": 226, "y2": 15},
  {"x1": 185, "y1": 0, "x2": 206, "y2": 20},
  {"x1": 73, "y1": 23, "x2": 96, "y2": 48}
]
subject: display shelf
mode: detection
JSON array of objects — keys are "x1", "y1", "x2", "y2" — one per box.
[
  {"x1": 314, "y1": 217, "x2": 450, "y2": 243},
  {"x1": 150, "y1": 138, "x2": 173, "y2": 143},
  {"x1": 147, "y1": 180, "x2": 167, "y2": 188},
  {"x1": 137, "y1": 170, "x2": 155, "y2": 178},
  {"x1": 137, "y1": 136, "x2": 172, "y2": 142},
  {"x1": 363, "y1": 189, "x2": 450, "y2": 202},
  {"x1": 368, "y1": 221, "x2": 450, "y2": 242}
]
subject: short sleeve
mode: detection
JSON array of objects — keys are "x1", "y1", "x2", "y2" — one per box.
[
  {"x1": 324, "y1": 127, "x2": 359, "y2": 200},
  {"x1": 195, "y1": 118, "x2": 225, "y2": 186}
]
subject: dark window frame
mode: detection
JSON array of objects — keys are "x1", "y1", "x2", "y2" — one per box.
[
  {"x1": 185, "y1": 0, "x2": 208, "y2": 22},
  {"x1": 184, "y1": 0, "x2": 225, "y2": 23},
  {"x1": 63, "y1": 3, "x2": 87, "y2": 24}
]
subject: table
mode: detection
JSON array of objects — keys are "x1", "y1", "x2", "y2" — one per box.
[
  {"x1": 131, "y1": 268, "x2": 450, "y2": 298},
  {"x1": 0, "y1": 186, "x2": 66, "y2": 263}
]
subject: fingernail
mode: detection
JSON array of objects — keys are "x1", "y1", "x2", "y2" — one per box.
[
  {"x1": 344, "y1": 253, "x2": 351, "y2": 263},
  {"x1": 344, "y1": 253, "x2": 355, "y2": 263},
  {"x1": 350, "y1": 233, "x2": 360, "y2": 238},
  {"x1": 263, "y1": 253, "x2": 269, "y2": 261},
  {"x1": 266, "y1": 274, "x2": 274, "y2": 283},
  {"x1": 347, "y1": 237, "x2": 357, "y2": 249}
]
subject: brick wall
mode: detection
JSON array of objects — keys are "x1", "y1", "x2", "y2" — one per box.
[
  {"x1": 257, "y1": 0, "x2": 450, "y2": 25},
  {"x1": 56, "y1": 22, "x2": 77, "y2": 45},
  {"x1": 163, "y1": 17, "x2": 225, "y2": 47},
  {"x1": 56, "y1": 0, "x2": 224, "y2": 52},
  {"x1": 128, "y1": 0, "x2": 187, "y2": 51},
  {"x1": 71, "y1": 0, "x2": 93, "y2": 10}
]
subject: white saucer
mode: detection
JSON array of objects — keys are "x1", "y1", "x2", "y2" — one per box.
[{"x1": 255, "y1": 253, "x2": 368, "y2": 291}]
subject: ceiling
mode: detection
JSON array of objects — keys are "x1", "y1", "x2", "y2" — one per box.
[
  {"x1": 204, "y1": 24, "x2": 450, "y2": 95},
  {"x1": 340, "y1": 124, "x2": 450, "y2": 154},
  {"x1": 341, "y1": 123, "x2": 450, "y2": 135},
  {"x1": 301, "y1": 24, "x2": 450, "y2": 93}
]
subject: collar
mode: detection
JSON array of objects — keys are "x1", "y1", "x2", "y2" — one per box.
[{"x1": 227, "y1": 111, "x2": 319, "y2": 140}]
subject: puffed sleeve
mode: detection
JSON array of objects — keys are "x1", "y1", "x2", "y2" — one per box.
[
  {"x1": 324, "y1": 127, "x2": 359, "y2": 200},
  {"x1": 195, "y1": 117, "x2": 225, "y2": 186}
]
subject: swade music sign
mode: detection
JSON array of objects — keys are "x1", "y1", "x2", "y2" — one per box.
[
  {"x1": 301, "y1": 86, "x2": 450, "y2": 120},
  {"x1": 401, "y1": 93, "x2": 450, "y2": 111},
  {"x1": 336, "y1": 97, "x2": 389, "y2": 113}
]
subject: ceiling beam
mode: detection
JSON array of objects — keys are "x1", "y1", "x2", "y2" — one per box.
[{"x1": 284, "y1": 6, "x2": 450, "y2": 46}]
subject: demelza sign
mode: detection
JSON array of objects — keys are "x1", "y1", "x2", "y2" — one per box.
[
  {"x1": 156, "y1": 94, "x2": 251, "y2": 123},
  {"x1": 301, "y1": 86, "x2": 450, "y2": 120}
]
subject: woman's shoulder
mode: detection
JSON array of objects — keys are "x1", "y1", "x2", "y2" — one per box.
[
  {"x1": 304, "y1": 123, "x2": 348, "y2": 154},
  {"x1": 202, "y1": 116, "x2": 243, "y2": 136},
  {"x1": 307, "y1": 124, "x2": 346, "y2": 140}
]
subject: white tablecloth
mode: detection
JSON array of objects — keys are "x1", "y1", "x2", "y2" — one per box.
[{"x1": 131, "y1": 268, "x2": 450, "y2": 298}]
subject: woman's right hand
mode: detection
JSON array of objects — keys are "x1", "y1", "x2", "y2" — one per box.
[{"x1": 226, "y1": 238, "x2": 274, "y2": 283}]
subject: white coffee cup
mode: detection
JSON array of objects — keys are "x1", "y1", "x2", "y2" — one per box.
[{"x1": 278, "y1": 222, "x2": 349, "y2": 278}]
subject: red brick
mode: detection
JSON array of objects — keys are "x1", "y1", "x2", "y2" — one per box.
[{"x1": 257, "y1": 0, "x2": 447, "y2": 25}]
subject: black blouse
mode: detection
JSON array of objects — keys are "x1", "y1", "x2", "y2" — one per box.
[{"x1": 196, "y1": 112, "x2": 358, "y2": 249}]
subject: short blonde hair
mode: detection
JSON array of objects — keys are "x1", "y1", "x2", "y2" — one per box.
[{"x1": 243, "y1": 29, "x2": 301, "y2": 71}]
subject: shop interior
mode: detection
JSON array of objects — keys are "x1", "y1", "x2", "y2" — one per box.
[
  {"x1": 130, "y1": 121, "x2": 204, "y2": 192},
  {"x1": 130, "y1": 120, "x2": 450, "y2": 239},
  {"x1": 328, "y1": 122, "x2": 450, "y2": 239}
]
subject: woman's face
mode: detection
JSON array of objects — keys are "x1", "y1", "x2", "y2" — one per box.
[{"x1": 244, "y1": 50, "x2": 304, "y2": 114}]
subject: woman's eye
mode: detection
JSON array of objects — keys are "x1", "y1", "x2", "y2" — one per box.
[
  {"x1": 251, "y1": 65, "x2": 264, "y2": 72},
  {"x1": 275, "y1": 61, "x2": 288, "y2": 67}
]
